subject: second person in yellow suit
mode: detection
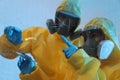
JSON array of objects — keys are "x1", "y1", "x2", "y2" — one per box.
[{"x1": 80, "y1": 17, "x2": 120, "y2": 80}]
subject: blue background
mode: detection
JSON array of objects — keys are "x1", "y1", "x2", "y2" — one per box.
[{"x1": 0, "y1": 0, "x2": 120, "y2": 80}]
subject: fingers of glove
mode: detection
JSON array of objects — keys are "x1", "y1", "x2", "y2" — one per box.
[
  {"x1": 17, "y1": 54, "x2": 31, "y2": 65},
  {"x1": 14, "y1": 27, "x2": 21, "y2": 32},
  {"x1": 63, "y1": 47, "x2": 78, "y2": 58},
  {"x1": 17, "y1": 56, "x2": 25, "y2": 68},
  {"x1": 18, "y1": 56, "x2": 35, "y2": 74},
  {"x1": 4, "y1": 26, "x2": 21, "y2": 35},
  {"x1": 8, "y1": 30, "x2": 14, "y2": 36},
  {"x1": 63, "y1": 48, "x2": 70, "y2": 54},
  {"x1": 63, "y1": 48, "x2": 72, "y2": 58},
  {"x1": 18, "y1": 57, "x2": 31, "y2": 70},
  {"x1": 4, "y1": 26, "x2": 14, "y2": 34},
  {"x1": 61, "y1": 36, "x2": 73, "y2": 47},
  {"x1": 24, "y1": 54, "x2": 32, "y2": 61},
  {"x1": 4, "y1": 26, "x2": 22, "y2": 44}
]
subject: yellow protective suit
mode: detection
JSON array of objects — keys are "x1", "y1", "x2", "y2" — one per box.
[
  {"x1": 0, "y1": 27, "x2": 106, "y2": 80},
  {"x1": 84, "y1": 17, "x2": 120, "y2": 80},
  {"x1": 0, "y1": 0, "x2": 106, "y2": 79}
]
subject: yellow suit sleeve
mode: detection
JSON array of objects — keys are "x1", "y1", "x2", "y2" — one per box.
[
  {"x1": 20, "y1": 65, "x2": 49, "y2": 80},
  {"x1": 0, "y1": 27, "x2": 48, "y2": 59},
  {"x1": 19, "y1": 27, "x2": 48, "y2": 53},
  {"x1": 0, "y1": 27, "x2": 50, "y2": 80},
  {"x1": 0, "y1": 34, "x2": 20, "y2": 59},
  {"x1": 68, "y1": 49, "x2": 106, "y2": 80}
]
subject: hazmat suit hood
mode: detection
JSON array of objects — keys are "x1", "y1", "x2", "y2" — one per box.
[
  {"x1": 55, "y1": 0, "x2": 81, "y2": 33},
  {"x1": 84, "y1": 17, "x2": 120, "y2": 61},
  {"x1": 56, "y1": 0, "x2": 81, "y2": 18}
]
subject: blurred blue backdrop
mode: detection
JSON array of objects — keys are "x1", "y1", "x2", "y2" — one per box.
[{"x1": 0, "y1": 0, "x2": 120, "y2": 80}]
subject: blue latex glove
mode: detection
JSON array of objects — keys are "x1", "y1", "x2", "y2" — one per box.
[
  {"x1": 17, "y1": 52, "x2": 35, "y2": 74},
  {"x1": 4, "y1": 26, "x2": 23, "y2": 45},
  {"x1": 61, "y1": 36, "x2": 78, "y2": 58}
]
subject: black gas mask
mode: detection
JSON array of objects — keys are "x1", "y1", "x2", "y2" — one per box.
[
  {"x1": 81, "y1": 26, "x2": 114, "y2": 60},
  {"x1": 46, "y1": 10, "x2": 80, "y2": 37},
  {"x1": 82, "y1": 27, "x2": 105, "y2": 57}
]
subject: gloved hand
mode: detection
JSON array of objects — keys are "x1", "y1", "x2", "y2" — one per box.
[
  {"x1": 17, "y1": 52, "x2": 35, "y2": 74},
  {"x1": 4, "y1": 26, "x2": 23, "y2": 45},
  {"x1": 61, "y1": 36, "x2": 78, "y2": 58}
]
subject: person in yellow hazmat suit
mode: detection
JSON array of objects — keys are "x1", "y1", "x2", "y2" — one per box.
[
  {"x1": 78, "y1": 17, "x2": 120, "y2": 80},
  {"x1": 0, "y1": 0, "x2": 106, "y2": 80}
]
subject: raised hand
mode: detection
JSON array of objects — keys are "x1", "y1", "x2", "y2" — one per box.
[
  {"x1": 4, "y1": 26, "x2": 23, "y2": 45},
  {"x1": 17, "y1": 52, "x2": 35, "y2": 74},
  {"x1": 61, "y1": 36, "x2": 78, "y2": 58}
]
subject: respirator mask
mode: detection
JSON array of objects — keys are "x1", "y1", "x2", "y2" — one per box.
[
  {"x1": 81, "y1": 26, "x2": 114, "y2": 60},
  {"x1": 46, "y1": 10, "x2": 80, "y2": 37}
]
